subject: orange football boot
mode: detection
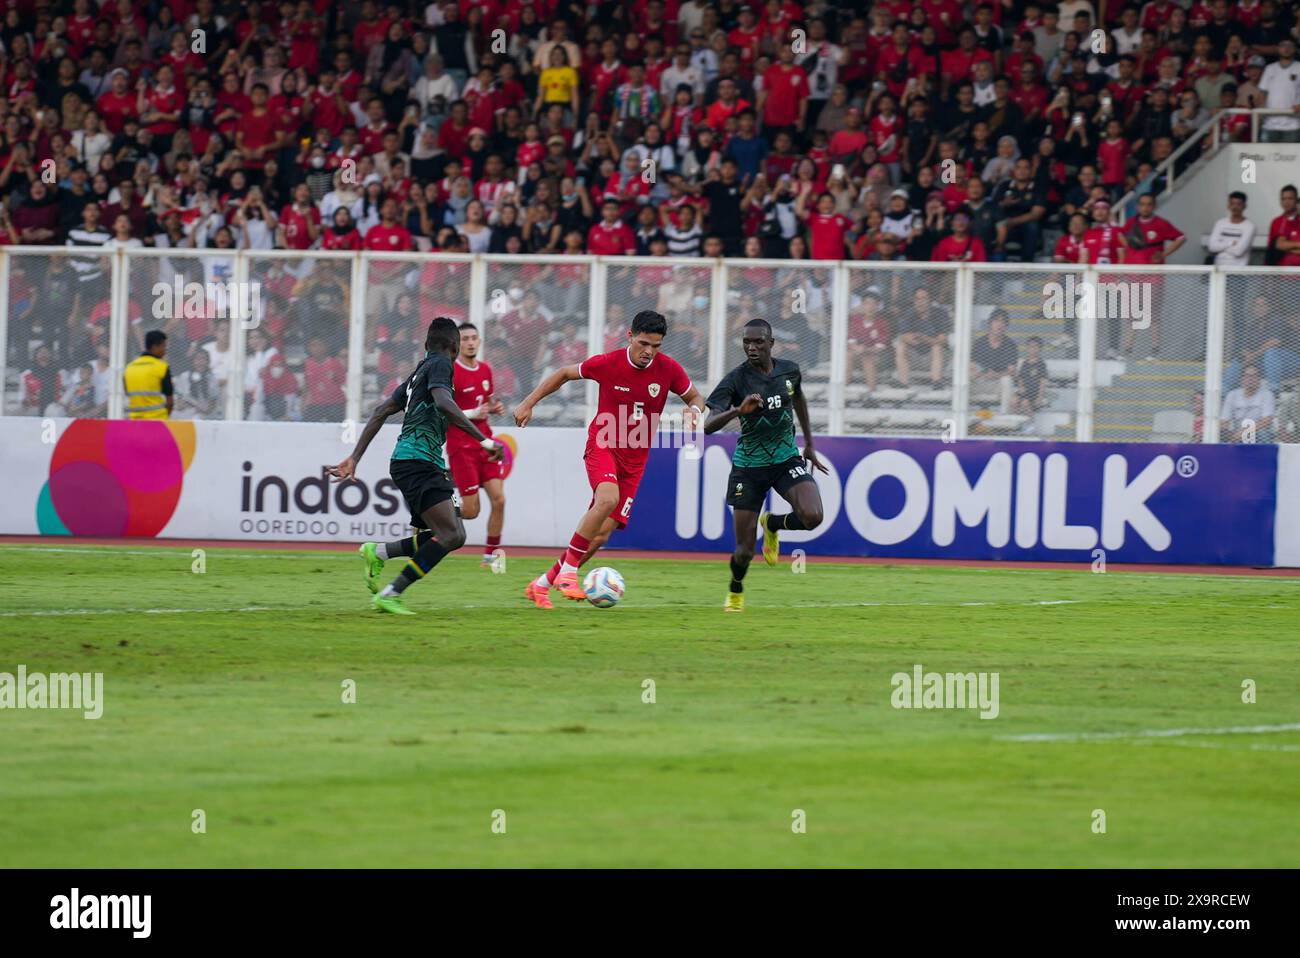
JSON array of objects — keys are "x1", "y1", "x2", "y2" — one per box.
[{"x1": 523, "y1": 581, "x2": 553, "y2": 609}]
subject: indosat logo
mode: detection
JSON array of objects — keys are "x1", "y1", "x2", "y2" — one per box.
[
  {"x1": 37, "y1": 420, "x2": 195, "y2": 537},
  {"x1": 238, "y1": 432, "x2": 520, "y2": 538}
]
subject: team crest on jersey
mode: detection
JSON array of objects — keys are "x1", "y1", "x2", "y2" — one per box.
[
  {"x1": 785, "y1": 379, "x2": 794, "y2": 395},
  {"x1": 482, "y1": 379, "x2": 489, "y2": 390},
  {"x1": 648, "y1": 383, "x2": 661, "y2": 398}
]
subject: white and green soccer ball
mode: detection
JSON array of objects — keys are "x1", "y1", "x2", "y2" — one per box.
[{"x1": 582, "y1": 567, "x2": 625, "y2": 609}]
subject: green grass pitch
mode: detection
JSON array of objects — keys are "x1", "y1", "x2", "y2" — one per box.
[{"x1": 1, "y1": 542, "x2": 1297, "y2": 868}]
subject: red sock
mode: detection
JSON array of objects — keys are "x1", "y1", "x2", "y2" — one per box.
[
  {"x1": 546, "y1": 559, "x2": 562, "y2": 583},
  {"x1": 486, "y1": 534, "x2": 501, "y2": 549},
  {"x1": 562, "y1": 532, "x2": 590, "y2": 569}
]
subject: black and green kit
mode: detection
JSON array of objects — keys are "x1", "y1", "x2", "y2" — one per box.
[
  {"x1": 389, "y1": 350, "x2": 457, "y2": 528},
  {"x1": 705, "y1": 357, "x2": 814, "y2": 512}
]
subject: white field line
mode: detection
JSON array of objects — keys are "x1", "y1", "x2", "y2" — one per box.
[
  {"x1": 1, "y1": 546, "x2": 1298, "y2": 584},
  {"x1": 0, "y1": 598, "x2": 1090, "y2": 618},
  {"x1": 1130, "y1": 738, "x2": 1300, "y2": 753},
  {"x1": 1001, "y1": 723, "x2": 1300, "y2": 744},
  {"x1": 0, "y1": 606, "x2": 276, "y2": 617}
]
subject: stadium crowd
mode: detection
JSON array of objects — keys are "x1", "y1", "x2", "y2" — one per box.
[{"x1": 3, "y1": 0, "x2": 1300, "y2": 427}]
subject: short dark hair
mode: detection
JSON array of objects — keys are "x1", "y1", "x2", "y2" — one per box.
[
  {"x1": 631, "y1": 309, "x2": 668, "y2": 336},
  {"x1": 1229, "y1": 190, "x2": 1248, "y2": 204},
  {"x1": 425, "y1": 316, "x2": 460, "y2": 352},
  {"x1": 744, "y1": 318, "x2": 773, "y2": 338},
  {"x1": 458, "y1": 322, "x2": 478, "y2": 332},
  {"x1": 144, "y1": 330, "x2": 166, "y2": 349}
]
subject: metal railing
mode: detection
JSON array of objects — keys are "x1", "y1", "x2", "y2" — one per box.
[
  {"x1": 1112, "y1": 108, "x2": 1297, "y2": 218},
  {"x1": 2, "y1": 247, "x2": 1298, "y2": 444}
]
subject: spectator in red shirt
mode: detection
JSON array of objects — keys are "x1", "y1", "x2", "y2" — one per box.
[
  {"x1": 796, "y1": 188, "x2": 852, "y2": 260},
  {"x1": 704, "y1": 76, "x2": 750, "y2": 130},
  {"x1": 758, "y1": 44, "x2": 808, "y2": 139},
  {"x1": 587, "y1": 199, "x2": 637, "y2": 255},
  {"x1": 323, "y1": 207, "x2": 364, "y2": 251},
  {"x1": 364, "y1": 198, "x2": 415, "y2": 251},
  {"x1": 847, "y1": 288, "x2": 892, "y2": 393},
  {"x1": 303, "y1": 335, "x2": 347, "y2": 422},
  {"x1": 237, "y1": 83, "x2": 281, "y2": 172},
  {"x1": 1097, "y1": 119, "x2": 1131, "y2": 190},
  {"x1": 932, "y1": 211, "x2": 989, "y2": 261},
  {"x1": 137, "y1": 65, "x2": 184, "y2": 153},
  {"x1": 95, "y1": 69, "x2": 136, "y2": 136},
  {"x1": 304, "y1": 68, "x2": 350, "y2": 139},
  {"x1": 828, "y1": 107, "x2": 868, "y2": 165},
  {"x1": 279, "y1": 182, "x2": 322, "y2": 250},
  {"x1": 1269, "y1": 185, "x2": 1300, "y2": 267}
]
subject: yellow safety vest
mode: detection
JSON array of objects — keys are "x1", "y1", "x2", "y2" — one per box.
[{"x1": 124, "y1": 354, "x2": 170, "y2": 419}]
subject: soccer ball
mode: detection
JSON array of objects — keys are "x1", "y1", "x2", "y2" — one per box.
[{"x1": 583, "y1": 567, "x2": 625, "y2": 608}]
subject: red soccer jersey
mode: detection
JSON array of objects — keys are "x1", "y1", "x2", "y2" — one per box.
[
  {"x1": 96, "y1": 90, "x2": 137, "y2": 135},
  {"x1": 321, "y1": 227, "x2": 362, "y2": 251},
  {"x1": 449, "y1": 358, "x2": 496, "y2": 448},
  {"x1": 869, "y1": 113, "x2": 904, "y2": 163},
  {"x1": 1097, "y1": 137, "x2": 1130, "y2": 186},
  {"x1": 143, "y1": 87, "x2": 184, "y2": 135},
  {"x1": 1082, "y1": 225, "x2": 1124, "y2": 264},
  {"x1": 239, "y1": 108, "x2": 280, "y2": 166},
  {"x1": 932, "y1": 235, "x2": 988, "y2": 262},
  {"x1": 762, "y1": 64, "x2": 807, "y2": 126},
  {"x1": 307, "y1": 86, "x2": 349, "y2": 137},
  {"x1": 1273, "y1": 213, "x2": 1300, "y2": 267},
  {"x1": 1122, "y1": 215, "x2": 1184, "y2": 264},
  {"x1": 1055, "y1": 233, "x2": 1086, "y2": 263},
  {"x1": 359, "y1": 120, "x2": 392, "y2": 157},
  {"x1": 279, "y1": 203, "x2": 320, "y2": 249},
  {"x1": 807, "y1": 212, "x2": 852, "y2": 260},
  {"x1": 363, "y1": 223, "x2": 414, "y2": 251},
  {"x1": 579, "y1": 347, "x2": 692, "y2": 458},
  {"x1": 304, "y1": 356, "x2": 346, "y2": 408},
  {"x1": 587, "y1": 220, "x2": 636, "y2": 255}
]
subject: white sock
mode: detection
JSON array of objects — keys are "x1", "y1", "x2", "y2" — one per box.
[
  {"x1": 560, "y1": 561, "x2": 578, "y2": 576},
  {"x1": 483, "y1": 551, "x2": 494, "y2": 561},
  {"x1": 532, "y1": 572, "x2": 552, "y2": 589},
  {"x1": 380, "y1": 585, "x2": 398, "y2": 597},
  {"x1": 375, "y1": 542, "x2": 390, "y2": 560}
]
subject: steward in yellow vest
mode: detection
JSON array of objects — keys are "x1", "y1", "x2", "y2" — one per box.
[{"x1": 124, "y1": 330, "x2": 174, "y2": 419}]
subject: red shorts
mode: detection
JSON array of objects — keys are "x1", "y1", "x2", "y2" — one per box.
[
  {"x1": 448, "y1": 441, "x2": 506, "y2": 496},
  {"x1": 584, "y1": 443, "x2": 647, "y2": 529}
]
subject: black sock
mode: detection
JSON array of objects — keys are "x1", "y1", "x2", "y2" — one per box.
[
  {"x1": 769, "y1": 513, "x2": 808, "y2": 532},
  {"x1": 729, "y1": 555, "x2": 750, "y2": 594},
  {"x1": 388, "y1": 536, "x2": 451, "y2": 595},
  {"x1": 384, "y1": 529, "x2": 432, "y2": 559}
]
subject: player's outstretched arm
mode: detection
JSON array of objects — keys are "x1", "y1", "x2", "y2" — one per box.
[
  {"x1": 327, "y1": 395, "x2": 403, "y2": 481},
  {"x1": 512, "y1": 364, "x2": 582, "y2": 427},
  {"x1": 434, "y1": 387, "x2": 504, "y2": 461},
  {"x1": 704, "y1": 393, "x2": 763, "y2": 434},
  {"x1": 792, "y1": 389, "x2": 828, "y2": 474}
]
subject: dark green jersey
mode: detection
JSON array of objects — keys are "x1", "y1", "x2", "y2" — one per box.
[
  {"x1": 706, "y1": 357, "x2": 803, "y2": 467},
  {"x1": 390, "y1": 351, "x2": 455, "y2": 467}
]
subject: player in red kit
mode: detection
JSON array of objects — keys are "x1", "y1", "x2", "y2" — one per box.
[
  {"x1": 449, "y1": 322, "x2": 509, "y2": 566},
  {"x1": 512, "y1": 310, "x2": 706, "y2": 608}
]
